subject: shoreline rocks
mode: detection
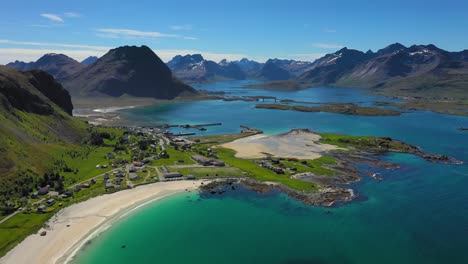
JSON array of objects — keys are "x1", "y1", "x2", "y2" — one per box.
[{"x1": 199, "y1": 179, "x2": 356, "y2": 207}]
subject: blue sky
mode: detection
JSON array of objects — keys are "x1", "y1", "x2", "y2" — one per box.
[{"x1": 1, "y1": 0, "x2": 467, "y2": 64}]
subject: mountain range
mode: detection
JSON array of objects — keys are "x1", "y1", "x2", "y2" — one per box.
[
  {"x1": 5, "y1": 43, "x2": 468, "y2": 100},
  {"x1": 166, "y1": 55, "x2": 314, "y2": 83},
  {"x1": 7, "y1": 46, "x2": 197, "y2": 100},
  {"x1": 167, "y1": 54, "x2": 246, "y2": 83},
  {"x1": 291, "y1": 43, "x2": 468, "y2": 99}
]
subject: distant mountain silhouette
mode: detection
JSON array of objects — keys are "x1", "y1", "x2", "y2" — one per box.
[
  {"x1": 7, "y1": 54, "x2": 85, "y2": 80},
  {"x1": 81, "y1": 56, "x2": 99, "y2": 65},
  {"x1": 167, "y1": 54, "x2": 246, "y2": 83}
]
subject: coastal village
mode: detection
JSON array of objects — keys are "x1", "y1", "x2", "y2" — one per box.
[
  {"x1": 1, "y1": 119, "x2": 353, "y2": 230},
  {"x1": 1, "y1": 121, "x2": 461, "y2": 261},
  {"x1": 2, "y1": 120, "x2": 460, "y2": 229},
  {"x1": 0, "y1": 123, "x2": 266, "y2": 226}
]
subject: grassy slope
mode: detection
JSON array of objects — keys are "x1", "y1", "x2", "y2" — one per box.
[
  {"x1": 0, "y1": 103, "x2": 133, "y2": 256},
  {"x1": 0, "y1": 106, "x2": 88, "y2": 181}
]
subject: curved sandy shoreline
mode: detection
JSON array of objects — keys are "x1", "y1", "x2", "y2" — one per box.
[{"x1": 0, "y1": 181, "x2": 206, "y2": 264}]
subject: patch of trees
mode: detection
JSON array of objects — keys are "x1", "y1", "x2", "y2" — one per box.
[
  {"x1": 39, "y1": 172, "x2": 65, "y2": 193},
  {"x1": 114, "y1": 144, "x2": 127, "y2": 151},
  {"x1": 52, "y1": 159, "x2": 78, "y2": 174},
  {"x1": 89, "y1": 132, "x2": 104, "y2": 146},
  {"x1": 0, "y1": 170, "x2": 37, "y2": 213},
  {"x1": 138, "y1": 140, "x2": 149, "y2": 150}
]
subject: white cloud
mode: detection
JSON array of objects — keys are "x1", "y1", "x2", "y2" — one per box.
[
  {"x1": 0, "y1": 39, "x2": 272, "y2": 64},
  {"x1": 96, "y1": 28, "x2": 178, "y2": 38},
  {"x1": 183, "y1": 36, "x2": 198, "y2": 40},
  {"x1": 40, "y1": 13, "x2": 64, "y2": 23},
  {"x1": 312, "y1": 43, "x2": 344, "y2": 49},
  {"x1": 64, "y1": 12, "x2": 81, "y2": 18},
  {"x1": 170, "y1": 24, "x2": 193, "y2": 30},
  {"x1": 288, "y1": 53, "x2": 326, "y2": 61},
  {"x1": 0, "y1": 39, "x2": 111, "y2": 51},
  {"x1": 29, "y1": 24, "x2": 57, "y2": 28}
]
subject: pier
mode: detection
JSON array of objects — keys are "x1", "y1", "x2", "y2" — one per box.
[
  {"x1": 173, "y1": 132, "x2": 197, "y2": 136},
  {"x1": 249, "y1": 96, "x2": 277, "y2": 102}
]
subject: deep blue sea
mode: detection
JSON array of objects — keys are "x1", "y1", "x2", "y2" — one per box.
[{"x1": 73, "y1": 80, "x2": 468, "y2": 264}]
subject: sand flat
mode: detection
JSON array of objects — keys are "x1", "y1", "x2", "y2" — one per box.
[
  {"x1": 220, "y1": 129, "x2": 341, "y2": 160},
  {"x1": 0, "y1": 181, "x2": 206, "y2": 264}
]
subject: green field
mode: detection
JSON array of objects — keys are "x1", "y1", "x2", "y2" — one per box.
[
  {"x1": 169, "y1": 166, "x2": 244, "y2": 178},
  {"x1": 152, "y1": 148, "x2": 196, "y2": 166},
  {"x1": 189, "y1": 132, "x2": 258, "y2": 145},
  {"x1": 281, "y1": 156, "x2": 337, "y2": 176},
  {"x1": 213, "y1": 148, "x2": 318, "y2": 192}
]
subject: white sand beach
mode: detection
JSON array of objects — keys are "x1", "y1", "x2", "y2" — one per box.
[
  {"x1": 0, "y1": 181, "x2": 206, "y2": 264},
  {"x1": 220, "y1": 129, "x2": 341, "y2": 160}
]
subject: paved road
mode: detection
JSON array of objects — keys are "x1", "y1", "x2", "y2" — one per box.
[
  {"x1": 0, "y1": 197, "x2": 46, "y2": 225},
  {"x1": 168, "y1": 164, "x2": 211, "y2": 169}
]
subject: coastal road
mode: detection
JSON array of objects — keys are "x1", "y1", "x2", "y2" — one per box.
[
  {"x1": 67, "y1": 167, "x2": 124, "y2": 190},
  {"x1": 168, "y1": 164, "x2": 211, "y2": 169},
  {"x1": 0, "y1": 198, "x2": 46, "y2": 225}
]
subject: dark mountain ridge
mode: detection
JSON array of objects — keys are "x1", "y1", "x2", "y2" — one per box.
[
  {"x1": 0, "y1": 66, "x2": 73, "y2": 115},
  {"x1": 249, "y1": 43, "x2": 468, "y2": 100},
  {"x1": 63, "y1": 45, "x2": 197, "y2": 99}
]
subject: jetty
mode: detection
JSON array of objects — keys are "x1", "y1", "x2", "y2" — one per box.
[
  {"x1": 156, "y1": 123, "x2": 222, "y2": 131},
  {"x1": 249, "y1": 96, "x2": 277, "y2": 102}
]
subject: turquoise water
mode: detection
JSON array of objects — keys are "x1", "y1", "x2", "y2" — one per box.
[{"x1": 74, "y1": 81, "x2": 468, "y2": 263}]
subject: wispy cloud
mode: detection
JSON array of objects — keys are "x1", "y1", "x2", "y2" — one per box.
[
  {"x1": 0, "y1": 39, "x2": 111, "y2": 51},
  {"x1": 323, "y1": 28, "x2": 337, "y2": 33},
  {"x1": 30, "y1": 24, "x2": 58, "y2": 28},
  {"x1": 312, "y1": 43, "x2": 344, "y2": 49},
  {"x1": 96, "y1": 28, "x2": 198, "y2": 40},
  {"x1": 170, "y1": 24, "x2": 192, "y2": 30},
  {"x1": 64, "y1": 12, "x2": 81, "y2": 18},
  {"x1": 40, "y1": 13, "x2": 64, "y2": 23},
  {"x1": 96, "y1": 28, "x2": 179, "y2": 38}
]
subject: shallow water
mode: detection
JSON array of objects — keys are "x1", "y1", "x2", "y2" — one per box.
[{"x1": 73, "y1": 81, "x2": 468, "y2": 264}]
